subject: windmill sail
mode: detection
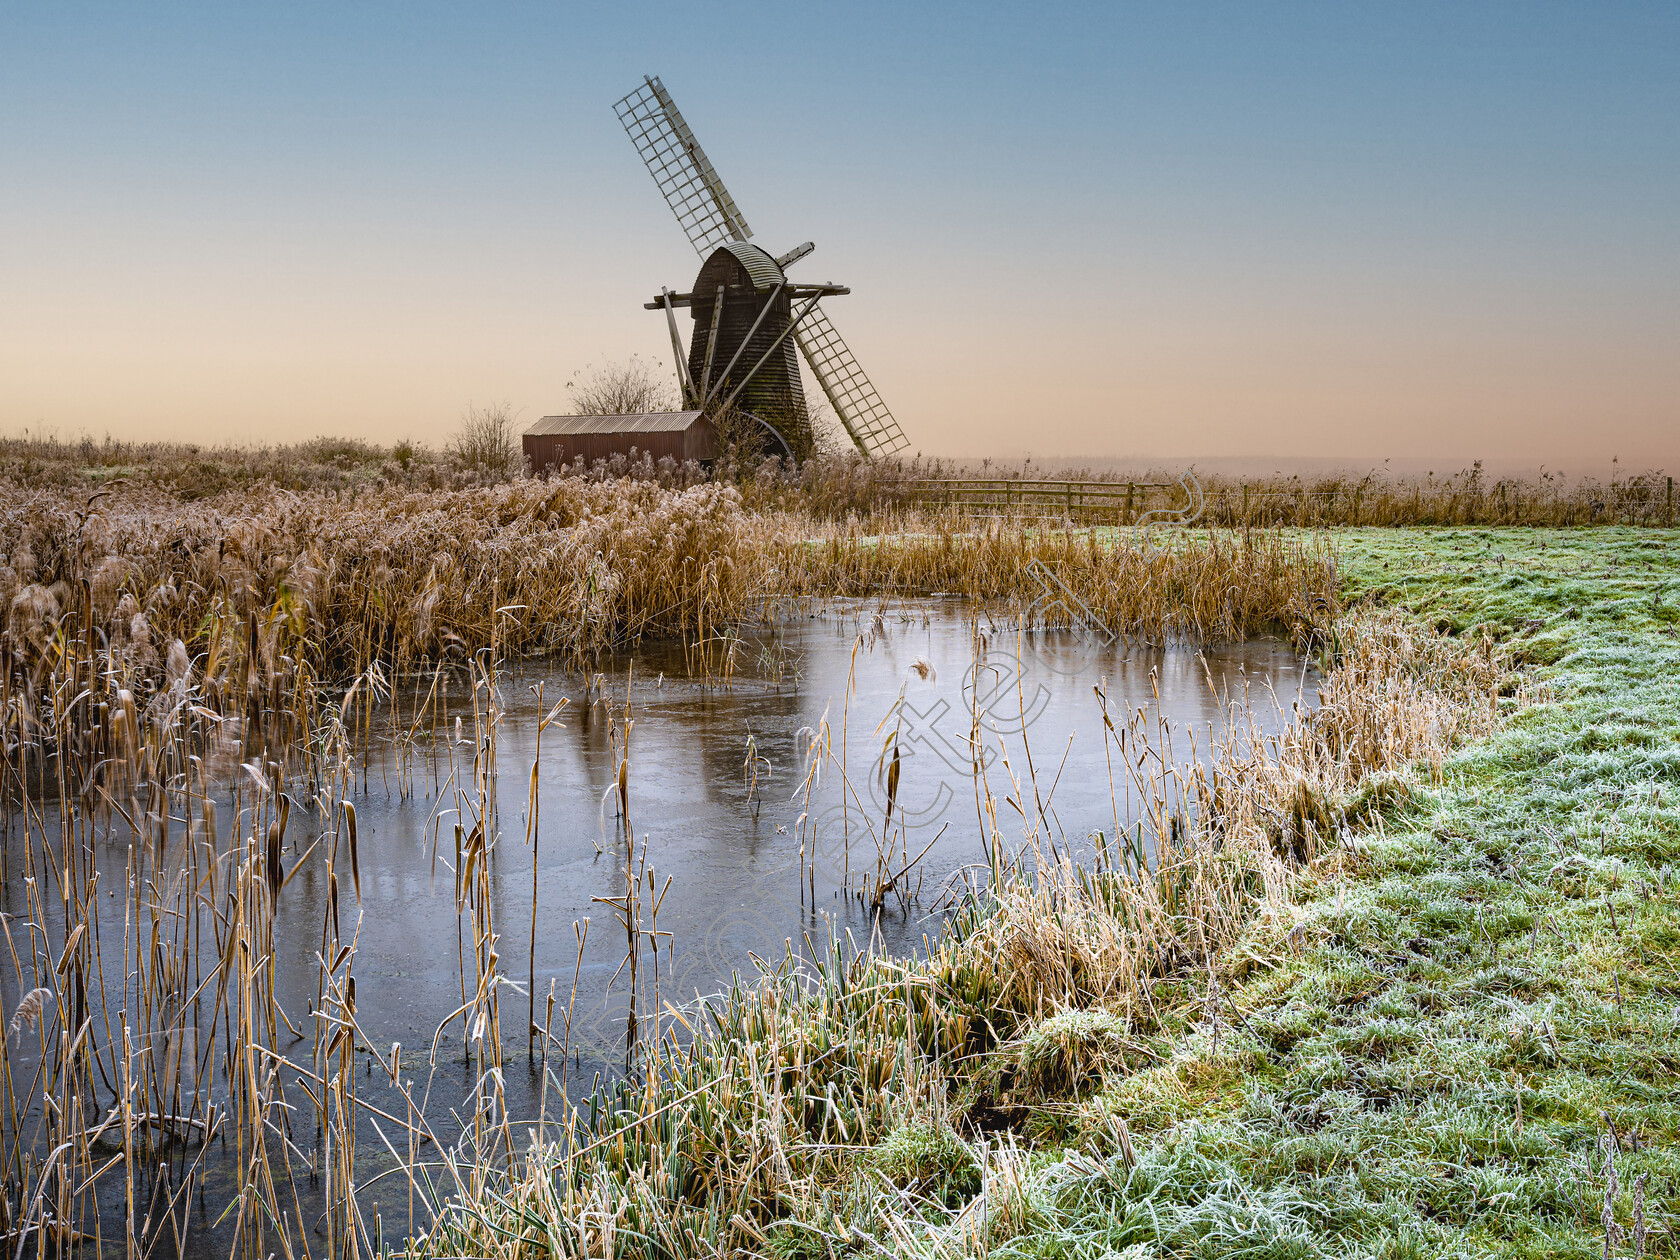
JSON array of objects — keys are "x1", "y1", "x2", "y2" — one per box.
[
  {"x1": 794, "y1": 308, "x2": 911, "y2": 457},
  {"x1": 615, "y1": 77, "x2": 751, "y2": 255},
  {"x1": 616, "y1": 76, "x2": 911, "y2": 458}
]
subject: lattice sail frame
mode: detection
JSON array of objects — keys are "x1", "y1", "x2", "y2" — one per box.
[
  {"x1": 794, "y1": 307, "x2": 911, "y2": 457},
  {"x1": 615, "y1": 77, "x2": 751, "y2": 255},
  {"x1": 614, "y1": 76, "x2": 912, "y2": 458}
]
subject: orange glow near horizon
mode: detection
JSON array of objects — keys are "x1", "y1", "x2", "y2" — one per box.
[{"x1": 2, "y1": 5, "x2": 1675, "y2": 471}]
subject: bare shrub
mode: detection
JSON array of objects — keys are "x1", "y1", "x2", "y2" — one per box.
[
  {"x1": 708, "y1": 402, "x2": 779, "y2": 466},
  {"x1": 564, "y1": 356, "x2": 678, "y2": 416},
  {"x1": 448, "y1": 402, "x2": 521, "y2": 479}
]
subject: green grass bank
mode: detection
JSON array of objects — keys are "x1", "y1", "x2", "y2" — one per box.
[{"x1": 985, "y1": 526, "x2": 1680, "y2": 1259}]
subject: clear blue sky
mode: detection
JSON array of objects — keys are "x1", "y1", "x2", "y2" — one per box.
[{"x1": 3, "y1": 2, "x2": 1675, "y2": 467}]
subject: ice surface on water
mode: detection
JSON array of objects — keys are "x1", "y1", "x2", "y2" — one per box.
[
  {"x1": 1, "y1": 599, "x2": 1314, "y2": 1257},
  {"x1": 305, "y1": 602, "x2": 1311, "y2": 1084}
]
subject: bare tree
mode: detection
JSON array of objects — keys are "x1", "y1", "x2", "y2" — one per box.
[
  {"x1": 566, "y1": 356, "x2": 679, "y2": 415},
  {"x1": 449, "y1": 401, "x2": 521, "y2": 478}
]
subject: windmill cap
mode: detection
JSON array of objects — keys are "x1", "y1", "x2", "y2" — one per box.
[{"x1": 704, "y1": 241, "x2": 786, "y2": 291}]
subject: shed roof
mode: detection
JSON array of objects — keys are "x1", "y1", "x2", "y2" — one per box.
[{"x1": 526, "y1": 411, "x2": 708, "y2": 436}]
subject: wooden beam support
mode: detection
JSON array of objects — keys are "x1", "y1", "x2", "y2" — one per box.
[
  {"x1": 649, "y1": 284, "x2": 844, "y2": 308},
  {"x1": 716, "y1": 292, "x2": 827, "y2": 415},
  {"x1": 707, "y1": 282, "x2": 785, "y2": 405},
  {"x1": 699, "y1": 285, "x2": 725, "y2": 402},
  {"x1": 662, "y1": 287, "x2": 696, "y2": 405}
]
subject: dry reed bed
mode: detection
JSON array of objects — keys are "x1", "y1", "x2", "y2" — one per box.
[
  {"x1": 0, "y1": 638, "x2": 508, "y2": 1260},
  {"x1": 6, "y1": 429, "x2": 1670, "y2": 527},
  {"x1": 1188, "y1": 468, "x2": 1674, "y2": 527},
  {"x1": 795, "y1": 519, "x2": 1335, "y2": 643},
  {"x1": 0, "y1": 481, "x2": 1333, "y2": 724},
  {"x1": 407, "y1": 609, "x2": 1520, "y2": 1260},
  {"x1": 0, "y1": 479, "x2": 765, "y2": 675}
]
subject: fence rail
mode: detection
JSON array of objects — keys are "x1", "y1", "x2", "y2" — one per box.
[
  {"x1": 897, "y1": 478, "x2": 1186, "y2": 523},
  {"x1": 892, "y1": 475, "x2": 1678, "y2": 527}
]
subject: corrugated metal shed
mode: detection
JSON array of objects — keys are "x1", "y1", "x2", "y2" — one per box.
[
  {"x1": 523, "y1": 411, "x2": 719, "y2": 471},
  {"x1": 526, "y1": 412, "x2": 707, "y2": 436}
]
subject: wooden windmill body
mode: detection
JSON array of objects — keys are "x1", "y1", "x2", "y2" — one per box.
[{"x1": 687, "y1": 243, "x2": 809, "y2": 451}]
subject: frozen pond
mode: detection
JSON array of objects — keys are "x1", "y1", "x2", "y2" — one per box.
[
  {"x1": 294, "y1": 601, "x2": 1313, "y2": 1087},
  {"x1": 1, "y1": 598, "x2": 1315, "y2": 1256}
]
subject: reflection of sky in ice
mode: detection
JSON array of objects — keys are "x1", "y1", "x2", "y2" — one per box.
[
  {"x1": 2, "y1": 600, "x2": 1314, "y2": 1167},
  {"x1": 298, "y1": 601, "x2": 1313, "y2": 1079}
]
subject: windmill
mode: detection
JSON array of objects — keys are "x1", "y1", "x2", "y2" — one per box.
[{"x1": 615, "y1": 76, "x2": 912, "y2": 459}]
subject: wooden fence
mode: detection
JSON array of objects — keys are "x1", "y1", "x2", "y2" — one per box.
[
  {"x1": 898, "y1": 478, "x2": 1184, "y2": 524},
  {"x1": 897, "y1": 475, "x2": 1678, "y2": 527}
]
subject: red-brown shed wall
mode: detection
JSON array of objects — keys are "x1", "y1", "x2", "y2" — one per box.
[{"x1": 522, "y1": 424, "x2": 718, "y2": 474}]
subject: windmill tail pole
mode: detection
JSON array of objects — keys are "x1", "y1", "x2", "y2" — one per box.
[{"x1": 699, "y1": 285, "x2": 725, "y2": 400}]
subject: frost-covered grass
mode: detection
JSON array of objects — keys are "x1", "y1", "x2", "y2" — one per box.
[{"x1": 986, "y1": 528, "x2": 1680, "y2": 1259}]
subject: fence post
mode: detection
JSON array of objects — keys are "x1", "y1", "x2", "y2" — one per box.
[
  {"x1": 1668, "y1": 476, "x2": 1673, "y2": 527},
  {"x1": 1123, "y1": 482, "x2": 1135, "y2": 524}
]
